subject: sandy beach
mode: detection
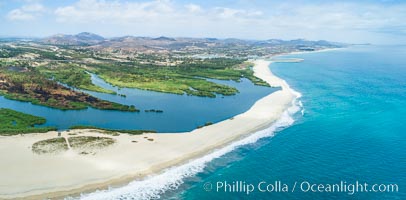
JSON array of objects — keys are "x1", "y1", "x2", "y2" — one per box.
[{"x1": 0, "y1": 59, "x2": 296, "y2": 199}]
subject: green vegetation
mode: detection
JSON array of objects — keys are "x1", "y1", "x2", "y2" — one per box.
[
  {"x1": 0, "y1": 46, "x2": 64, "y2": 60},
  {"x1": 32, "y1": 136, "x2": 116, "y2": 155},
  {"x1": 32, "y1": 137, "x2": 68, "y2": 154},
  {"x1": 0, "y1": 38, "x2": 335, "y2": 135},
  {"x1": 1, "y1": 43, "x2": 271, "y2": 111},
  {"x1": 197, "y1": 121, "x2": 214, "y2": 129},
  {"x1": 0, "y1": 108, "x2": 56, "y2": 135},
  {"x1": 68, "y1": 136, "x2": 116, "y2": 150},
  {"x1": 1, "y1": 37, "x2": 339, "y2": 100},
  {"x1": 0, "y1": 61, "x2": 137, "y2": 111},
  {"x1": 38, "y1": 64, "x2": 116, "y2": 94},
  {"x1": 69, "y1": 125, "x2": 157, "y2": 135},
  {"x1": 91, "y1": 58, "x2": 268, "y2": 98},
  {"x1": 96, "y1": 71, "x2": 238, "y2": 98}
]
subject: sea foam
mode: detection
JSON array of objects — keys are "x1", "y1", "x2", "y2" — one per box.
[{"x1": 72, "y1": 85, "x2": 303, "y2": 200}]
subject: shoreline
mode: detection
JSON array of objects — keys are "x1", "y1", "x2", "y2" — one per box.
[{"x1": 0, "y1": 59, "x2": 297, "y2": 199}]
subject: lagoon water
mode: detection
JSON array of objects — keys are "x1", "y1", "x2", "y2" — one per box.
[
  {"x1": 2, "y1": 45, "x2": 405, "y2": 200},
  {"x1": 154, "y1": 45, "x2": 405, "y2": 199},
  {"x1": 0, "y1": 75, "x2": 276, "y2": 132}
]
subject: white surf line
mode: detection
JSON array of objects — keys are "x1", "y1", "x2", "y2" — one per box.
[{"x1": 74, "y1": 60, "x2": 303, "y2": 200}]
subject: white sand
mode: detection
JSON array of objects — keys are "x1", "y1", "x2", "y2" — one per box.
[{"x1": 0, "y1": 59, "x2": 296, "y2": 199}]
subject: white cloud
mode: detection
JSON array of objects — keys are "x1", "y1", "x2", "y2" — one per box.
[
  {"x1": 54, "y1": 0, "x2": 175, "y2": 23},
  {"x1": 9, "y1": 0, "x2": 402, "y2": 43},
  {"x1": 22, "y1": 3, "x2": 45, "y2": 12},
  {"x1": 266, "y1": 3, "x2": 406, "y2": 31},
  {"x1": 6, "y1": 3, "x2": 45, "y2": 21},
  {"x1": 54, "y1": 0, "x2": 264, "y2": 24},
  {"x1": 7, "y1": 9, "x2": 34, "y2": 20},
  {"x1": 185, "y1": 4, "x2": 202, "y2": 13},
  {"x1": 214, "y1": 7, "x2": 263, "y2": 19}
]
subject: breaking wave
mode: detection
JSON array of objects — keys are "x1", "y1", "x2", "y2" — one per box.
[{"x1": 72, "y1": 84, "x2": 303, "y2": 200}]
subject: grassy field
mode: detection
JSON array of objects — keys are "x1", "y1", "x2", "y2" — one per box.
[
  {"x1": 38, "y1": 64, "x2": 116, "y2": 94},
  {"x1": 91, "y1": 58, "x2": 269, "y2": 98},
  {"x1": 0, "y1": 61, "x2": 137, "y2": 111},
  {"x1": 31, "y1": 136, "x2": 116, "y2": 154},
  {"x1": 32, "y1": 137, "x2": 68, "y2": 154},
  {"x1": 68, "y1": 136, "x2": 116, "y2": 150},
  {"x1": 0, "y1": 108, "x2": 156, "y2": 135},
  {"x1": 1, "y1": 45, "x2": 270, "y2": 109},
  {"x1": 0, "y1": 108, "x2": 56, "y2": 135}
]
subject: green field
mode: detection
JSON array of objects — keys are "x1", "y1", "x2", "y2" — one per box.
[
  {"x1": 32, "y1": 137, "x2": 68, "y2": 154},
  {"x1": 38, "y1": 64, "x2": 116, "y2": 94},
  {"x1": 0, "y1": 61, "x2": 137, "y2": 111},
  {"x1": 0, "y1": 108, "x2": 56, "y2": 135},
  {"x1": 91, "y1": 59, "x2": 269, "y2": 98},
  {"x1": 0, "y1": 44, "x2": 270, "y2": 109},
  {"x1": 0, "y1": 108, "x2": 156, "y2": 135}
]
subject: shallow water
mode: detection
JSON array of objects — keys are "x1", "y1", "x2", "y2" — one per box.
[
  {"x1": 157, "y1": 45, "x2": 405, "y2": 199},
  {"x1": 72, "y1": 45, "x2": 406, "y2": 200}
]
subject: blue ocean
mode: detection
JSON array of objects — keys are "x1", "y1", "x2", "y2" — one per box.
[
  {"x1": 173, "y1": 45, "x2": 406, "y2": 200},
  {"x1": 79, "y1": 45, "x2": 405, "y2": 199}
]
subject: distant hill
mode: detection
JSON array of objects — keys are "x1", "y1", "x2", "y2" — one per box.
[
  {"x1": 39, "y1": 32, "x2": 344, "y2": 52},
  {"x1": 75, "y1": 32, "x2": 104, "y2": 42},
  {"x1": 153, "y1": 36, "x2": 176, "y2": 41},
  {"x1": 42, "y1": 32, "x2": 105, "y2": 45}
]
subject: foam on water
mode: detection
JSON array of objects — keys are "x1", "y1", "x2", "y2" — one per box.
[{"x1": 72, "y1": 84, "x2": 303, "y2": 200}]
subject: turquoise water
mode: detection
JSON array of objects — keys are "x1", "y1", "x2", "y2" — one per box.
[
  {"x1": 76, "y1": 45, "x2": 405, "y2": 199},
  {"x1": 150, "y1": 45, "x2": 404, "y2": 199},
  {"x1": 0, "y1": 75, "x2": 275, "y2": 132}
]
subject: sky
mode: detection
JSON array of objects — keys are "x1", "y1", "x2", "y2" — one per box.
[{"x1": 0, "y1": 0, "x2": 405, "y2": 44}]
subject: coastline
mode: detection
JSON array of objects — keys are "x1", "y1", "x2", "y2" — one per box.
[{"x1": 0, "y1": 59, "x2": 297, "y2": 199}]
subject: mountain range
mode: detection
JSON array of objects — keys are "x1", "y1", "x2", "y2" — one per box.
[{"x1": 41, "y1": 32, "x2": 343, "y2": 50}]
